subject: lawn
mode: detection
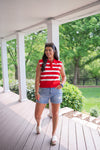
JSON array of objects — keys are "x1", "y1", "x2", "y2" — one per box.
[{"x1": 79, "y1": 88, "x2": 100, "y2": 115}]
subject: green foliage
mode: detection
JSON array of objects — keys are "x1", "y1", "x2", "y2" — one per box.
[
  {"x1": 25, "y1": 30, "x2": 47, "y2": 79},
  {"x1": 0, "y1": 80, "x2": 3, "y2": 86},
  {"x1": 27, "y1": 89, "x2": 35, "y2": 102},
  {"x1": 59, "y1": 14, "x2": 100, "y2": 84},
  {"x1": 9, "y1": 80, "x2": 85, "y2": 111},
  {"x1": 84, "y1": 59, "x2": 100, "y2": 78},
  {"x1": 26, "y1": 79, "x2": 36, "y2": 102},
  {"x1": 90, "y1": 107, "x2": 99, "y2": 117},
  {"x1": 61, "y1": 82, "x2": 85, "y2": 111},
  {"x1": 1, "y1": 14, "x2": 100, "y2": 85},
  {"x1": 6, "y1": 30, "x2": 47, "y2": 80},
  {"x1": 79, "y1": 88, "x2": 100, "y2": 115},
  {"x1": 7, "y1": 39, "x2": 18, "y2": 80},
  {"x1": 9, "y1": 80, "x2": 19, "y2": 94},
  {"x1": 9, "y1": 79, "x2": 36, "y2": 102}
]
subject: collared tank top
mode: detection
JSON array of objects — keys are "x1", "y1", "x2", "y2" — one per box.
[{"x1": 39, "y1": 59, "x2": 62, "y2": 88}]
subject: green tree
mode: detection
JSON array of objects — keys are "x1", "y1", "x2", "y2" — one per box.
[
  {"x1": 59, "y1": 14, "x2": 100, "y2": 84},
  {"x1": 85, "y1": 59, "x2": 100, "y2": 78},
  {"x1": 25, "y1": 30, "x2": 47, "y2": 79},
  {"x1": 7, "y1": 30, "x2": 47, "y2": 80},
  {"x1": 7, "y1": 39, "x2": 18, "y2": 79}
]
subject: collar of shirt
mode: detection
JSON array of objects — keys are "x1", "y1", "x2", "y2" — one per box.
[{"x1": 47, "y1": 59, "x2": 57, "y2": 68}]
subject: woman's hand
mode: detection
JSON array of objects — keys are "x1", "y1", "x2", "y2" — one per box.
[
  {"x1": 35, "y1": 62, "x2": 41, "y2": 101},
  {"x1": 35, "y1": 93, "x2": 40, "y2": 101},
  {"x1": 56, "y1": 84, "x2": 62, "y2": 89}
]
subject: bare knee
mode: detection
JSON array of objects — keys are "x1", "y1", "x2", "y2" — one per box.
[
  {"x1": 35, "y1": 112, "x2": 41, "y2": 120},
  {"x1": 35, "y1": 103, "x2": 46, "y2": 121},
  {"x1": 52, "y1": 112, "x2": 59, "y2": 119}
]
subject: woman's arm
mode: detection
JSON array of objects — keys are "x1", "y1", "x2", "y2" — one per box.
[
  {"x1": 56, "y1": 63, "x2": 66, "y2": 89},
  {"x1": 35, "y1": 62, "x2": 41, "y2": 100},
  {"x1": 60, "y1": 63, "x2": 66, "y2": 86}
]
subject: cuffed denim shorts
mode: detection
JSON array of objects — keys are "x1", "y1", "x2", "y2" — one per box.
[{"x1": 36, "y1": 88, "x2": 62, "y2": 104}]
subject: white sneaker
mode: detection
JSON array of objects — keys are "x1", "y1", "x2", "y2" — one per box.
[
  {"x1": 36, "y1": 125, "x2": 41, "y2": 134},
  {"x1": 51, "y1": 135, "x2": 57, "y2": 145}
]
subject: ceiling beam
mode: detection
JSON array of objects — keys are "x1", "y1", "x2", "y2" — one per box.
[{"x1": 0, "y1": 0, "x2": 100, "y2": 43}]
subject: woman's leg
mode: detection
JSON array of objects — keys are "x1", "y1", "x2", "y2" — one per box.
[
  {"x1": 51, "y1": 103, "x2": 60, "y2": 136},
  {"x1": 35, "y1": 102, "x2": 46, "y2": 126}
]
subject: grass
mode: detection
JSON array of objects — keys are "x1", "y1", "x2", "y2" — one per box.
[{"x1": 79, "y1": 88, "x2": 100, "y2": 115}]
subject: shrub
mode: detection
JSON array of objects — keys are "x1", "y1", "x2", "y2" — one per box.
[
  {"x1": 61, "y1": 82, "x2": 85, "y2": 111},
  {"x1": 90, "y1": 108, "x2": 99, "y2": 117},
  {"x1": 5, "y1": 80, "x2": 85, "y2": 111},
  {"x1": 9, "y1": 80, "x2": 19, "y2": 94},
  {"x1": 26, "y1": 79, "x2": 35, "y2": 102},
  {"x1": 27, "y1": 89, "x2": 35, "y2": 102},
  {"x1": 9, "y1": 79, "x2": 36, "y2": 102},
  {"x1": 0, "y1": 80, "x2": 3, "y2": 87}
]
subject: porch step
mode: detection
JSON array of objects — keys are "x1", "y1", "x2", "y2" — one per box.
[
  {"x1": 73, "y1": 111, "x2": 82, "y2": 118},
  {"x1": 72, "y1": 117, "x2": 100, "y2": 131},
  {"x1": 96, "y1": 117, "x2": 100, "y2": 125},
  {"x1": 89, "y1": 116, "x2": 96, "y2": 122},
  {"x1": 89, "y1": 116, "x2": 100, "y2": 125},
  {"x1": 81, "y1": 114, "x2": 90, "y2": 121},
  {"x1": 60, "y1": 107, "x2": 74, "y2": 116},
  {"x1": 63, "y1": 107, "x2": 100, "y2": 129},
  {"x1": 95, "y1": 119, "x2": 100, "y2": 125}
]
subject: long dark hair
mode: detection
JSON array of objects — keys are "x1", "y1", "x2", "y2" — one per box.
[{"x1": 41, "y1": 42, "x2": 59, "y2": 72}]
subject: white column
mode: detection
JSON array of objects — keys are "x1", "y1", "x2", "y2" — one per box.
[
  {"x1": 47, "y1": 19, "x2": 59, "y2": 56},
  {"x1": 16, "y1": 32, "x2": 27, "y2": 102},
  {"x1": 47, "y1": 19, "x2": 60, "y2": 117},
  {"x1": 1, "y1": 38, "x2": 9, "y2": 92}
]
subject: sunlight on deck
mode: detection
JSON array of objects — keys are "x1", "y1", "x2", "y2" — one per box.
[{"x1": 0, "y1": 87, "x2": 100, "y2": 150}]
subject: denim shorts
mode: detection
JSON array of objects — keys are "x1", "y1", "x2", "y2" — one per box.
[{"x1": 36, "y1": 88, "x2": 62, "y2": 104}]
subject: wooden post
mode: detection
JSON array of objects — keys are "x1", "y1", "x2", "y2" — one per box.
[
  {"x1": 1, "y1": 38, "x2": 9, "y2": 92},
  {"x1": 16, "y1": 32, "x2": 27, "y2": 102},
  {"x1": 46, "y1": 19, "x2": 59, "y2": 117}
]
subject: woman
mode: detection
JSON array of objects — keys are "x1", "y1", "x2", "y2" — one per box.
[{"x1": 35, "y1": 42, "x2": 66, "y2": 145}]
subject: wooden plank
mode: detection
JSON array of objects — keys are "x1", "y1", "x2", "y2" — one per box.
[
  {"x1": 22, "y1": 118, "x2": 38, "y2": 150},
  {"x1": 0, "y1": 96, "x2": 24, "y2": 121},
  {"x1": 0, "y1": 108, "x2": 15, "y2": 132},
  {"x1": 69, "y1": 118, "x2": 77, "y2": 150},
  {"x1": 0, "y1": 102, "x2": 5, "y2": 110},
  {"x1": 59, "y1": 116, "x2": 69, "y2": 150},
  {"x1": 8, "y1": 102, "x2": 34, "y2": 150},
  {"x1": 0, "y1": 90, "x2": 99, "y2": 150},
  {"x1": 6, "y1": 103, "x2": 33, "y2": 150},
  {"x1": 45, "y1": 116, "x2": 63, "y2": 150},
  {"x1": 39, "y1": 117, "x2": 52, "y2": 150},
  {"x1": 0, "y1": 101, "x2": 31, "y2": 150},
  {"x1": 11, "y1": 101, "x2": 36, "y2": 150},
  {"x1": 90, "y1": 128, "x2": 100, "y2": 150},
  {"x1": 14, "y1": 116, "x2": 34, "y2": 150},
  {"x1": 0, "y1": 100, "x2": 29, "y2": 129},
  {"x1": 76, "y1": 122, "x2": 86, "y2": 150},
  {"x1": 23, "y1": 108, "x2": 49, "y2": 150},
  {"x1": 83, "y1": 125, "x2": 95, "y2": 150},
  {"x1": 0, "y1": 107, "x2": 20, "y2": 137},
  {"x1": 0, "y1": 105, "x2": 12, "y2": 123},
  {"x1": 31, "y1": 116, "x2": 51, "y2": 150},
  {"x1": 0, "y1": 92, "x2": 19, "y2": 104}
]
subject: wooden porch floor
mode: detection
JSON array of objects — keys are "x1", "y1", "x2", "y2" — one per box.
[{"x1": 0, "y1": 87, "x2": 100, "y2": 150}]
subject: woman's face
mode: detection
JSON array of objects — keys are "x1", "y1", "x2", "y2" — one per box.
[{"x1": 45, "y1": 46, "x2": 54, "y2": 59}]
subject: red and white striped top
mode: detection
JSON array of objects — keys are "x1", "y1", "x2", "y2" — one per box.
[{"x1": 39, "y1": 59, "x2": 62, "y2": 88}]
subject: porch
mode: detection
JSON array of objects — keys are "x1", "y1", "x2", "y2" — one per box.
[{"x1": 0, "y1": 86, "x2": 100, "y2": 150}]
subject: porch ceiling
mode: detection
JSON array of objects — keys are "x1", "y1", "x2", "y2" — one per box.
[{"x1": 0, "y1": 0, "x2": 100, "y2": 40}]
